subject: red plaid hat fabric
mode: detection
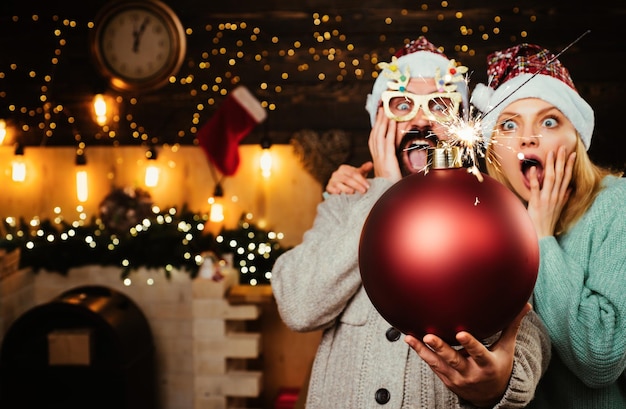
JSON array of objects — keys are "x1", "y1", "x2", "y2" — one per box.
[
  {"x1": 485, "y1": 43, "x2": 576, "y2": 91},
  {"x1": 395, "y1": 36, "x2": 448, "y2": 59},
  {"x1": 471, "y1": 43, "x2": 594, "y2": 149}
]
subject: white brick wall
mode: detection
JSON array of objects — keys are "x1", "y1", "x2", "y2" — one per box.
[{"x1": 0, "y1": 264, "x2": 262, "y2": 409}]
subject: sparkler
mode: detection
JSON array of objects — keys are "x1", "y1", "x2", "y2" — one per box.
[{"x1": 442, "y1": 104, "x2": 486, "y2": 181}]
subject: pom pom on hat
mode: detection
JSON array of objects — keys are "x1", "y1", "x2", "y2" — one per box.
[
  {"x1": 365, "y1": 36, "x2": 469, "y2": 126},
  {"x1": 470, "y1": 43, "x2": 594, "y2": 150},
  {"x1": 394, "y1": 36, "x2": 447, "y2": 58},
  {"x1": 197, "y1": 86, "x2": 267, "y2": 175},
  {"x1": 469, "y1": 83, "x2": 493, "y2": 116}
]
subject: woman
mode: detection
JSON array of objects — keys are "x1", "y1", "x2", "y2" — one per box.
[{"x1": 471, "y1": 43, "x2": 626, "y2": 408}]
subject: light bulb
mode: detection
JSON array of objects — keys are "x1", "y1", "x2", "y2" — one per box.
[
  {"x1": 208, "y1": 183, "x2": 225, "y2": 223},
  {"x1": 93, "y1": 94, "x2": 108, "y2": 126},
  {"x1": 75, "y1": 148, "x2": 88, "y2": 202},
  {"x1": 144, "y1": 147, "x2": 160, "y2": 187},
  {"x1": 76, "y1": 170, "x2": 88, "y2": 202},
  {"x1": 145, "y1": 164, "x2": 160, "y2": 187},
  {"x1": 12, "y1": 143, "x2": 25, "y2": 182},
  {"x1": 260, "y1": 148, "x2": 273, "y2": 178},
  {"x1": 209, "y1": 201, "x2": 225, "y2": 223},
  {"x1": 12, "y1": 160, "x2": 25, "y2": 182}
]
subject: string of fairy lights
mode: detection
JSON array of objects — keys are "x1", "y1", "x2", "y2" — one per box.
[
  {"x1": 1, "y1": 191, "x2": 286, "y2": 285},
  {"x1": 0, "y1": 2, "x2": 536, "y2": 147},
  {"x1": 0, "y1": 2, "x2": 539, "y2": 283}
]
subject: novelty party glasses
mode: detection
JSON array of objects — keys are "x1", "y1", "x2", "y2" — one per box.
[{"x1": 381, "y1": 90, "x2": 462, "y2": 122}]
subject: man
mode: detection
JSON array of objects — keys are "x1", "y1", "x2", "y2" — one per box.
[
  {"x1": 325, "y1": 37, "x2": 466, "y2": 195},
  {"x1": 271, "y1": 37, "x2": 550, "y2": 408}
]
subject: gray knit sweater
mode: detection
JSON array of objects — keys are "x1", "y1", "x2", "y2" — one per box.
[{"x1": 272, "y1": 177, "x2": 551, "y2": 408}]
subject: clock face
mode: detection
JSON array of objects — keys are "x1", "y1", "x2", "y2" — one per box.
[
  {"x1": 92, "y1": 1, "x2": 186, "y2": 92},
  {"x1": 101, "y1": 9, "x2": 172, "y2": 80}
]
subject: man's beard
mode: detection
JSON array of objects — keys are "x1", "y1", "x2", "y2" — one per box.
[{"x1": 396, "y1": 126, "x2": 439, "y2": 177}]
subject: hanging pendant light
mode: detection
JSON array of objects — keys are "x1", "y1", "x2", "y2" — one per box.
[
  {"x1": 144, "y1": 146, "x2": 160, "y2": 187},
  {"x1": 75, "y1": 147, "x2": 88, "y2": 203},
  {"x1": 259, "y1": 135, "x2": 273, "y2": 178},
  {"x1": 208, "y1": 182, "x2": 225, "y2": 223}
]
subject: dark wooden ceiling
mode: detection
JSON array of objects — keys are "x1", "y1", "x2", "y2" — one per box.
[{"x1": 1, "y1": 0, "x2": 625, "y2": 172}]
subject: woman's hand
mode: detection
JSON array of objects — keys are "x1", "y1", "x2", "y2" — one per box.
[
  {"x1": 405, "y1": 303, "x2": 532, "y2": 408},
  {"x1": 527, "y1": 146, "x2": 576, "y2": 238},
  {"x1": 325, "y1": 162, "x2": 373, "y2": 195},
  {"x1": 325, "y1": 107, "x2": 403, "y2": 195}
]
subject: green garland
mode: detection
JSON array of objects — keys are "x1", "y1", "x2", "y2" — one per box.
[{"x1": 0, "y1": 189, "x2": 287, "y2": 285}]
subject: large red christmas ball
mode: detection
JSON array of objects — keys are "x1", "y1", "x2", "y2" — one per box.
[{"x1": 359, "y1": 167, "x2": 539, "y2": 344}]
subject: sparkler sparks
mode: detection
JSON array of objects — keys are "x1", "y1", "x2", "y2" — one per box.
[
  {"x1": 402, "y1": 106, "x2": 489, "y2": 181},
  {"x1": 442, "y1": 108, "x2": 487, "y2": 181}
]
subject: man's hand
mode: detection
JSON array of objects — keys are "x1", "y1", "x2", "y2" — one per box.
[
  {"x1": 369, "y1": 107, "x2": 402, "y2": 183},
  {"x1": 405, "y1": 303, "x2": 532, "y2": 407}
]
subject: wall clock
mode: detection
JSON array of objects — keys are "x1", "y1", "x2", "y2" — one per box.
[{"x1": 91, "y1": 0, "x2": 186, "y2": 92}]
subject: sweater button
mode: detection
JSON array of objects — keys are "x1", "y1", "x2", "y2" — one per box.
[
  {"x1": 385, "y1": 327, "x2": 401, "y2": 342},
  {"x1": 375, "y1": 388, "x2": 390, "y2": 404}
]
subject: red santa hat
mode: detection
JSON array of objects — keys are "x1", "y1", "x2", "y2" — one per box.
[
  {"x1": 197, "y1": 86, "x2": 267, "y2": 175},
  {"x1": 471, "y1": 43, "x2": 594, "y2": 150}
]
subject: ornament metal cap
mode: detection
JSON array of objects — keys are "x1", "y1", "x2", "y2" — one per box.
[{"x1": 428, "y1": 146, "x2": 462, "y2": 169}]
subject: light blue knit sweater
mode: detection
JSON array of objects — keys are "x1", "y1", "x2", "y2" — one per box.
[{"x1": 529, "y1": 175, "x2": 626, "y2": 408}]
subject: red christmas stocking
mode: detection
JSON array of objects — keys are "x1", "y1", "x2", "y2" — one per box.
[{"x1": 197, "y1": 86, "x2": 267, "y2": 175}]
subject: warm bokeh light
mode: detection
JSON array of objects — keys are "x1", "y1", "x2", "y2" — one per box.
[
  {"x1": 0, "y1": 119, "x2": 6, "y2": 144},
  {"x1": 0, "y1": 3, "x2": 548, "y2": 149},
  {"x1": 144, "y1": 164, "x2": 160, "y2": 187},
  {"x1": 12, "y1": 159, "x2": 26, "y2": 182},
  {"x1": 209, "y1": 201, "x2": 225, "y2": 223},
  {"x1": 260, "y1": 148, "x2": 273, "y2": 178},
  {"x1": 93, "y1": 94, "x2": 108, "y2": 126},
  {"x1": 76, "y1": 169, "x2": 88, "y2": 202},
  {"x1": 0, "y1": 145, "x2": 317, "y2": 284}
]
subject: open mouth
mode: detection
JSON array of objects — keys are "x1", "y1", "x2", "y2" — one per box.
[
  {"x1": 400, "y1": 130, "x2": 438, "y2": 173},
  {"x1": 520, "y1": 157, "x2": 544, "y2": 187}
]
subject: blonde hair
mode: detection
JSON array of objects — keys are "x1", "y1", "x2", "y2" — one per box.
[{"x1": 486, "y1": 137, "x2": 621, "y2": 235}]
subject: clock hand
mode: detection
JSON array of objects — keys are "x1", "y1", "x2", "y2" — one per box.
[
  {"x1": 132, "y1": 17, "x2": 150, "y2": 53},
  {"x1": 132, "y1": 30, "x2": 140, "y2": 53}
]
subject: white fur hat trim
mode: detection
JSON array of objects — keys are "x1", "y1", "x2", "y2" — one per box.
[{"x1": 470, "y1": 73, "x2": 594, "y2": 150}]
